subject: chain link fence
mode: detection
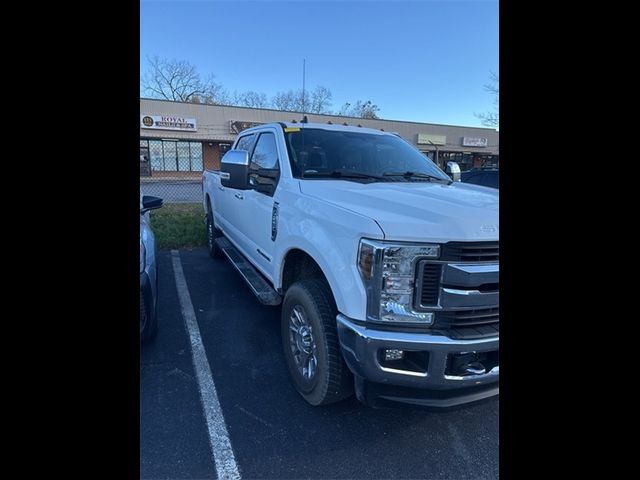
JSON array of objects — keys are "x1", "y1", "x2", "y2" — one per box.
[
  {"x1": 140, "y1": 177, "x2": 203, "y2": 204},
  {"x1": 140, "y1": 139, "x2": 215, "y2": 204}
]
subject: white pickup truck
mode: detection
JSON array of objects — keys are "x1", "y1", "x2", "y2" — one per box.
[{"x1": 202, "y1": 120, "x2": 499, "y2": 408}]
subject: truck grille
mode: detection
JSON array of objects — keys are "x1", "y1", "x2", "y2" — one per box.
[
  {"x1": 435, "y1": 307, "x2": 499, "y2": 340},
  {"x1": 441, "y1": 241, "x2": 499, "y2": 262},
  {"x1": 416, "y1": 263, "x2": 442, "y2": 307}
]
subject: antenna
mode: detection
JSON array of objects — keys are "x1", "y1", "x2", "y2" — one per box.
[{"x1": 302, "y1": 58, "x2": 306, "y2": 114}]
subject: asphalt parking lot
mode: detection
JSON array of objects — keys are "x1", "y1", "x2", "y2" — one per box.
[{"x1": 140, "y1": 248, "x2": 499, "y2": 479}]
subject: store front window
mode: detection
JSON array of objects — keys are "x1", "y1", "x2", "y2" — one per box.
[
  {"x1": 439, "y1": 152, "x2": 474, "y2": 172},
  {"x1": 139, "y1": 139, "x2": 204, "y2": 172},
  {"x1": 478, "y1": 154, "x2": 499, "y2": 168}
]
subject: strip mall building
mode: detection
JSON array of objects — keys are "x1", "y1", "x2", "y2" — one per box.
[{"x1": 140, "y1": 98, "x2": 499, "y2": 179}]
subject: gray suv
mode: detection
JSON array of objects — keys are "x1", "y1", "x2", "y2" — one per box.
[{"x1": 140, "y1": 194, "x2": 163, "y2": 341}]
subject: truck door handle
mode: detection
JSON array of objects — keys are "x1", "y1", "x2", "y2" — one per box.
[
  {"x1": 234, "y1": 193, "x2": 244, "y2": 200},
  {"x1": 218, "y1": 186, "x2": 224, "y2": 191}
]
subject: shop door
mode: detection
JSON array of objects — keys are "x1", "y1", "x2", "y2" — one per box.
[{"x1": 140, "y1": 146, "x2": 151, "y2": 177}]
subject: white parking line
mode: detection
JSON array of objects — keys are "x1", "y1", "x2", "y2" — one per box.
[{"x1": 171, "y1": 250, "x2": 241, "y2": 480}]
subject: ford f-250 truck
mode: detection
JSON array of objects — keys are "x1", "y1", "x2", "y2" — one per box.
[{"x1": 202, "y1": 120, "x2": 499, "y2": 408}]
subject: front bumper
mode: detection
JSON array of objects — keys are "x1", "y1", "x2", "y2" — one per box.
[{"x1": 337, "y1": 314, "x2": 499, "y2": 408}]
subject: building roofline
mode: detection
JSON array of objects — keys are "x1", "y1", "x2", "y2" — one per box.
[{"x1": 139, "y1": 97, "x2": 499, "y2": 132}]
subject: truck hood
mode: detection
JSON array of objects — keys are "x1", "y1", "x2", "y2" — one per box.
[{"x1": 299, "y1": 180, "x2": 499, "y2": 242}]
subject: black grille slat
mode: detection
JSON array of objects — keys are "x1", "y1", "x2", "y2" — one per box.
[
  {"x1": 449, "y1": 323, "x2": 499, "y2": 340},
  {"x1": 417, "y1": 263, "x2": 442, "y2": 307},
  {"x1": 452, "y1": 309, "x2": 499, "y2": 320},
  {"x1": 442, "y1": 241, "x2": 499, "y2": 262},
  {"x1": 436, "y1": 307, "x2": 499, "y2": 330},
  {"x1": 453, "y1": 318, "x2": 499, "y2": 327}
]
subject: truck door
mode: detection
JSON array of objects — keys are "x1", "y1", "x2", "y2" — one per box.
[
  {"x1": 217, "y1": 133, "x2": 257, "y2": 250},
  {"x1": 232, "y1": 129, "x2": 281, "y2": 279}
]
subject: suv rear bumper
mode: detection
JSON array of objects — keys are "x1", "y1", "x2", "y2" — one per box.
[{"x1": 336, "y1": 314, "x2": 499, "y2": 408}]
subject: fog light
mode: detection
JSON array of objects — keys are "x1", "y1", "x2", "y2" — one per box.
[{"x1": 384, "y1": 349, "x2": 404, "y2": 361}]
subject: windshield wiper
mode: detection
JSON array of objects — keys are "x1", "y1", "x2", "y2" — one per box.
[
  {"x1": 303, "y1": 170, "x2": 384, "y2": 180},
  {"x1": 383, "y1": 171, "x2": 451, "y2": 184}
]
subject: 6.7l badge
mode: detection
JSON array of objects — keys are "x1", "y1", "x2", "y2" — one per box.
[{"x1": 271, "y1": 202, "x2": 279, "y2": 241}]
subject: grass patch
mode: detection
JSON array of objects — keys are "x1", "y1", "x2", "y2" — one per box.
[{"x1": 150, "y1": 203, "x2": 207, "y2": 249}]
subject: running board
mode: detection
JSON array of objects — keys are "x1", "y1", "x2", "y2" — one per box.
[{"x1": 215, "y1": 237, "x2": 282, "y2": 306}]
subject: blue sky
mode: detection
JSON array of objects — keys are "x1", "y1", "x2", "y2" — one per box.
[{"x1": 140, "y1": 0, "x2": 498, "y2": 127}]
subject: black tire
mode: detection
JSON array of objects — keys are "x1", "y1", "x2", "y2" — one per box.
[
  {"x1": 140, "y1": 289, "x2": 157, "y2": 341},
  {"x1": 206, "y1": 206, "x2": 223, "y2": 259},
  {"x1": 281, "y1": 278, "x2": 353, "y2": 405}
]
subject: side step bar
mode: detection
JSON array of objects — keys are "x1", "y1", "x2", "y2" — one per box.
[{"x1": 215, "y1": 237, "x2": 282, "y2": 306}]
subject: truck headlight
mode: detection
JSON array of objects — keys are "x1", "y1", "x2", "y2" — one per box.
[{"x1": 358, "y1": 239, "x2": 439, "y2": 325}]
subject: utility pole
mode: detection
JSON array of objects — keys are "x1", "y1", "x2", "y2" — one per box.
[{"x1": 302, "y1": 58, "x2": 306, "y2": 113}]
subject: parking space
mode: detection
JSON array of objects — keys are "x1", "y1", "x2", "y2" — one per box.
[{"x1": 141, "y1": 248, "x2": 499, "y2": 479}]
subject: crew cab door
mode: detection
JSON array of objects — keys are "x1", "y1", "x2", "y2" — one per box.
[
  {"x1": 233, "y1": 129, "x2": 281, "y2": 279},
  {"x1": 217, "y1": 133, "x2": 257, "y2": 250}
]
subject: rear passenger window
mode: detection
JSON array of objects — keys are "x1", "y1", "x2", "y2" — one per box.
[{"x1": 235, "y1": 134, "x2": 256, "y2": 153}]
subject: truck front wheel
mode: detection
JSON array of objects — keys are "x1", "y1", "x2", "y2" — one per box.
[{"x1": 281, "y1": 279, "x2": 353, "y2": 405}]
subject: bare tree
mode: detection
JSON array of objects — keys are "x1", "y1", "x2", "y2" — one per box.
[
  {"x1": 271, "y1": 86, "x2": 332, "y2": 113},
  {"x1": 271, "y1": 89, "x2": 309, "y2": 112},
  {"x1": 141, "y1": 56, "x2": 228, "y2": 104},
  {"x1": 232, "y1": 90, "x2": 269, "y2": 108},
  {"x1": 309, "y1": 86, "x2": 333, "y2": 114},
  {"x1": 475, "y1": 72, "x2": 499, "y2": 128},
  {"x1": 338, "y1": 100, "x2": 380, "y2": 119}
]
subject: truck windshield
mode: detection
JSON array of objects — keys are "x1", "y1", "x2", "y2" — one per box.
[{"x1": 284, "y1": 128, "x2": 451, "y2": 183}]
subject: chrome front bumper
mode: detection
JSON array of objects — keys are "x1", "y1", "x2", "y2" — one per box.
[{"x1": 336, "y1": 314, "x2": 499, "y2": 407}]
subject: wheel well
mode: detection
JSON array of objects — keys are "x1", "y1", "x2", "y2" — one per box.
[
  {"x1": 281, "y1": 249, "x2": 330, "y2": 296},
  {"x1": 205, "y1": 194, "x2": 211, "y2": 213}
]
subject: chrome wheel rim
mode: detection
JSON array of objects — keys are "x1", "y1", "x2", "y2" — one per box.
[{"x1": 288, "y1": 305, "x2": 317, "y2": 380}]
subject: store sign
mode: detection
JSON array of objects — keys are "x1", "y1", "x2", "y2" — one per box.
[
  {"x1": 417, "y1": 134, "x2": 446, "y2": 145},
  {"x1": 230, "y1": 120, "x2": 264, "y2": 134},
  {"x1": 140, "y1": 114, "x2": 197, "y2": 131},
  {"x1": 462, "y1": 137, "x2": 488, "y2": 147}
]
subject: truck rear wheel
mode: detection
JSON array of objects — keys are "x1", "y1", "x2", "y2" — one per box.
[
  {"x1": 281, "y1": 278, "x2": 353, "y2": 405},
  {"x1": 206, "y1": 208, "x2": 223, "y2": 259}
]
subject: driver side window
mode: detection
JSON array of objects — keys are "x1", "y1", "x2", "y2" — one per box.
[
  {"x1": 249, "y1": 132, "x2": 280, "y2": 196},
  {"x1": 250, "y1": 132, "x2": 279, "y2": 170}
]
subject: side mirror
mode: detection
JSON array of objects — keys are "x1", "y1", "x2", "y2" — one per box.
[
  {"x1": 445, "y1": 161, "x2": 461, "y2": 182},
  {"x1": 221, "y1": 150, "x2": 250, "y2": 190},
  {"x1": 141, "y1": 195, "x2": 163, "y2": 215}
]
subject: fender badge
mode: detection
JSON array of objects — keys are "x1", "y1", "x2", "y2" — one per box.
[{"x1": 271, "y1": 202, "x2": 279, "y2": 241}]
